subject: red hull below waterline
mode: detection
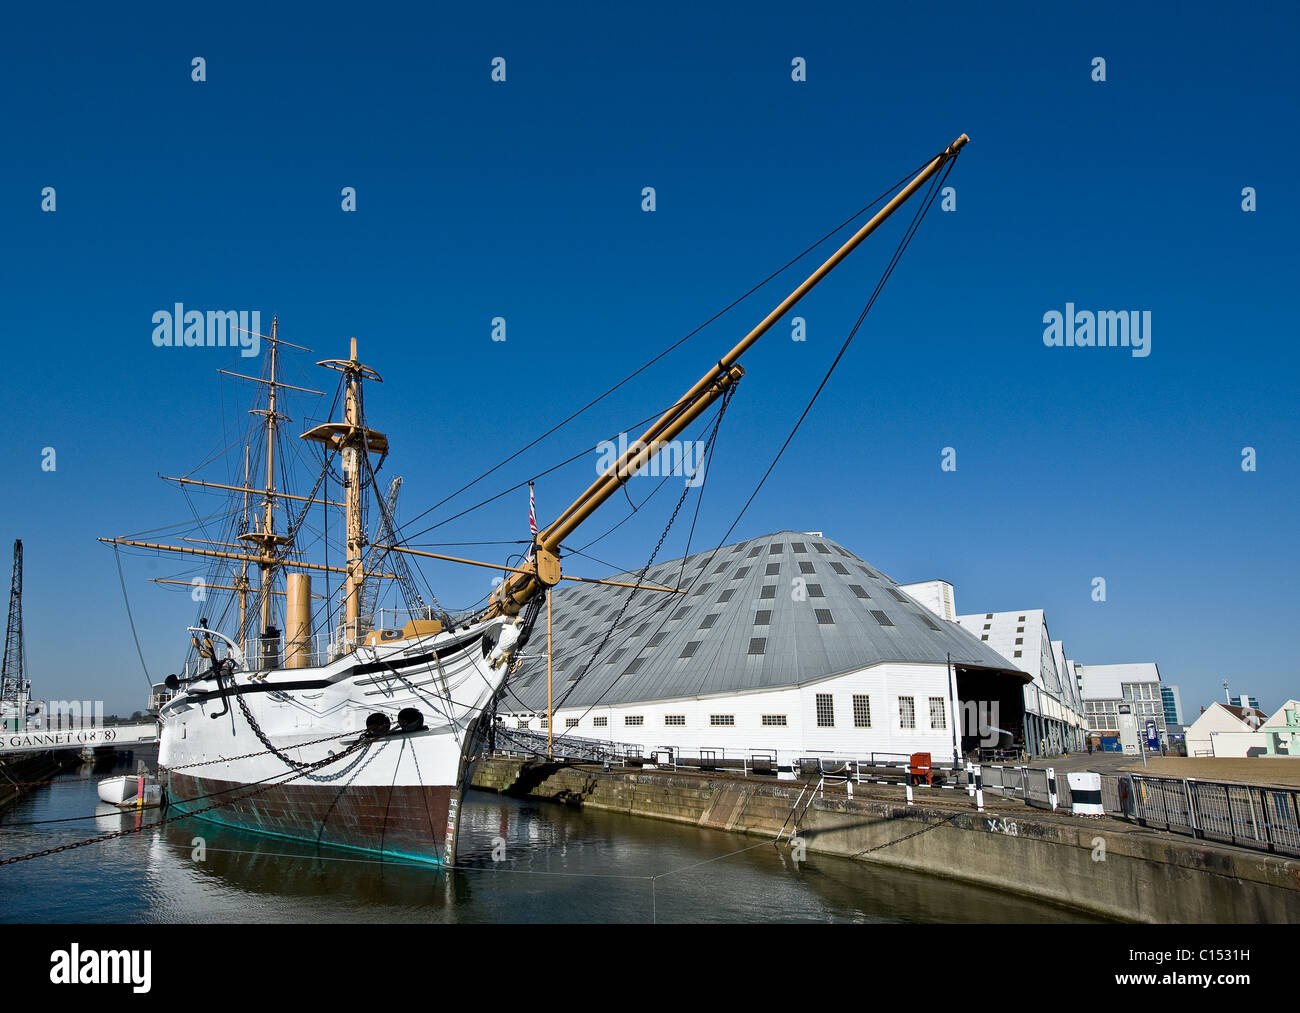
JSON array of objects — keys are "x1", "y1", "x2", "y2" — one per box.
[{"x1": 165, "y1": 770, "x2": 454, "y2": 864}]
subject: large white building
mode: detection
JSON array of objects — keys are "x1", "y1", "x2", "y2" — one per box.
[
  {"x1": 502, "y1": 532, "x2": 1031, "y2": 766},
  {"x1": 501, "y1": 530, "x2": 1161, "y2": 764}
]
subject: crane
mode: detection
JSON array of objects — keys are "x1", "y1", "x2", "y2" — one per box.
[{"x1": 1, "y1": 539, "x2": 29, "y2": 731}]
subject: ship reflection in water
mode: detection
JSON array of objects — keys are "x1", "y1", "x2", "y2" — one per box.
[{"x1": 2, "y1": 770, "x2": 1103, "y2": 923}]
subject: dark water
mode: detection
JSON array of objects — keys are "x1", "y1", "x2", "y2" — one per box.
[{"x1": 0, "y1": 758, "x2": 1100, "y2": 923}]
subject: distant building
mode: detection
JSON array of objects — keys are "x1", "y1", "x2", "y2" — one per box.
[
  {"x1": 1260, "y1": 700, "x2": 1300, "y2": 757},
  {"x1": 1183, "y1": 702, "x2": 1268, "y2": 758},
  {"x1": 1229, "y1": 694, "x2": 1261, "y2": 711},
  {"x1": 1077, "y1": 663, "x2": 1165, "y2": 751},
  {"x1": 1161, "y1": 685, "x2": 1184, "y2": 727}
]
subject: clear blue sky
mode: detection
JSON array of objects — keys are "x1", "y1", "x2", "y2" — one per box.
[{"x1": 1, "y1": 1, "x2": 1296, "y2": 716}]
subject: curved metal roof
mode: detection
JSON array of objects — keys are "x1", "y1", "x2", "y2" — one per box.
[{"x1": 503, "y1": 530, "x2": 1028, "y2": 712}]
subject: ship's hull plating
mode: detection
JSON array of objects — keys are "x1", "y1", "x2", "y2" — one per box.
[{"x1": 158, "y1": 617, "x2": 513, "y2": 864}]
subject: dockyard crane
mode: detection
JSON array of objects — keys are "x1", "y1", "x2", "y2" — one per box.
[{"x1": 1, "y1": 540, "x2": 29, "y2": 726}]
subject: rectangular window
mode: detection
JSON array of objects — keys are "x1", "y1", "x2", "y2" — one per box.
[
  {"x1": 593, "y1": 716, "x2": 608, "y2": 727},
  {"x1": 765, "y1": 562, "x2": 781, "y2": 576},
  {"x1": 754, "y1": 610, "x2": 772, "y2": 626},
  {"x1": 699, "y1": 614, "x2": 719, "y2": 629},
  {"x1": 625, "y1": 715, "x2": 643, "y2": 726},
  {"x1": 849, "y1": 584, "x2": 871, "y2": 599},
  {"x1": 566, "y1": 717, "x2": 580, "y2": 729},
  {"x1": 888, "y1": 588, "x2": 910, "y2": 603},
  {"x1": 853, "y1": 694, "x2": 871, "y2": 728},
  {"x1": 762, "y1": 714, "x2": 788, "y2": 726},
  {"x1": 665, "y1": 714, "x2": 685, "y2": 726},
  {"x1": 734, "y1": 566, "x2": 750, "y2": 579},
  {"x1": 623, "y1": 658, "x2": 644, "y2": 675},
  {"x1": 1014, "y1": 637, "x2": 1023, "y2": 645},
  {"x1": 692, "y1": 583, "x2": 712, "y2": 596},
  {"x1": 814, "y1": 543, "x2": 830, "y2": 554},
  {"x1": 769, "y1": 543, "x2": 783, "y2": 554},
  {"x1": 791, "y1": 542, "x2": 806, "y2": 553},
  {"x1": 748, "y1": 637, "x2": 767, "y2": 655},
  {"x1": 799, "y1": 561, "x2": 816, "y2": 574},
  {"x1": 806, "y1": 584, "x2": 825, "y2": 598},
  {"x1": 604, "y1": 648, "x2": 626, "y2": 665},
  {"x1": 716, "y1": 589, "x2": 735, "y2": 603},
  {"x1": 747, "y1": 546, "x2": 762, "y2": 557},
  {"x1": 917, "y1": 613, "x2": 941, "y2": 631},
  {"x1": 540, "y1": 716, "x2": 549, "y2": 728},
  {"x1": 672, "y1": 607, "x2": 689, "y2": 620},
  {"x1": 816, "y1": 693, "x2": 834, "y2": 727},
  {"x1": 815, "y1": 609, "x2": 834, "y2": 624},
  {"x1": 760, "y1": 585, "x2": 777, "y2": 599},
  {"x1": 680, "y1": 641, "x2": 701, "y2": 659},
  {"x1": 710, "y1": 714, "x2": 735, "y2": 726},
  {"x1": 899, "y1": 696, "x2": 916, "y2": 729},
  {"x1": 647, "y1": 632, "x2": 667, "y2": 648},
  {"x1": 870, "y1": 610, "x2": 894, "y2": 627},
  {"x1": 929, "y1": 697, "x2": 947, "y2": 730}
]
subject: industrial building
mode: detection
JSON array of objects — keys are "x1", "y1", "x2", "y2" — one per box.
[
  {"x1": 501, "y1": 532, "x2": 1031, "y2": 766},
  {"x1": 1076, "y1": 663, "x2": 1166, "y2": 750},
  {"x1": 953, "y1": 608, "x2": 1089, "y2": 755}
]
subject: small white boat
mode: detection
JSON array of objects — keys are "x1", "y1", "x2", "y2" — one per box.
[{"x1": 97, "y1": 774, "x2": 161, "y2": 808}]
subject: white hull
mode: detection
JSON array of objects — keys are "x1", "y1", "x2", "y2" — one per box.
[{"x1": 159, "y1": 615, "x2": 516, "y2": 863}]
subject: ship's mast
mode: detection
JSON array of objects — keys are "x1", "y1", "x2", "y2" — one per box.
[
  {"x1": 238, "y1": 442, "x2": 251, "y2": 639},
  {"x1": 239, "y1": 316, "x2": 293, "y2": 640},
  {"x1": 301, "y1": 337, "x2": 387, "y2": 653}
]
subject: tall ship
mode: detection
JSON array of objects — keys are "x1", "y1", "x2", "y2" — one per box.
[{"x1": 101, "y1": 135, "x2": 967, "y2": 864}]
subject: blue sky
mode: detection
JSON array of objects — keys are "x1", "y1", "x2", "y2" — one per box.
[{"x1": 1, "y1": 1, "x2": 1296, "y2": 716}]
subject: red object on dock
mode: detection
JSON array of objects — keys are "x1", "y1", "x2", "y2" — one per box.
[{"x1": 909, "y1": 752, "x2": 932, "y2": 786}]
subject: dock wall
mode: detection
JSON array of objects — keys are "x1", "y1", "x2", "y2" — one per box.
[{"x1": 471, "y1": 757, "x2": 1300, "y2": 922}]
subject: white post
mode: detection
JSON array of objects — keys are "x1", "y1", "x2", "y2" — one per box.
[
  {"x1": 974, "y1": 763, "x2": 984, "y2": 812},
  {"x1": 1047, "y1": 766, "x2": 1058, "y2": 811},
  {"x1": 905, "y1": 765, "x2": 914, "y2": 806},
  {"x1": 966, "y1": 761, "x2": 975, "y2": 797},
  {"x1": 846, "y1": 761, "x2": 854, "y2": 798}
]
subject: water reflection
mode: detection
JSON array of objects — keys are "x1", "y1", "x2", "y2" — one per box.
[{"x1": 1, "y1": 769, "x2": 1103, "y2": 924}]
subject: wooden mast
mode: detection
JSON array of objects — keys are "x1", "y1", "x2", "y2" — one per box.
[
  {"x1": 300, "y1": 337, "x2": 388, "y2": 655},
  {"x1": 238, "y1": 443, "x2": 250, "y2": 640}
]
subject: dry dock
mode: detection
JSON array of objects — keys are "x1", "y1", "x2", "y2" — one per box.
[{"x1": 472, "y1": 756, "x2": 1300, "y2": 923}]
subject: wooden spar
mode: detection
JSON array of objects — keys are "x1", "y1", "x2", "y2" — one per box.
[
  {"x1": 160, "y1": 476, "x2": 344, "y2": 508},
  {"x1": 150, "y1": 578, "x2": 324, "y2": 599},
  {"x1": 372, "y1": 543, "x2": 682, "y2": 593},
  {"x1": 217, "y1": 369, "x2": 324, "y2": 396},
  {"x1": 483, "y1": 134, "x2": 968, "y2": 619},
  {"x1": 98, "y1": 538, "x2": 396, "y2": 579}
]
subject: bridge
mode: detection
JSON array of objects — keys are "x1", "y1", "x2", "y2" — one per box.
[
  {"x1": 492, "y1": 725, "x2": 636, "y2": 764},
  {"x1": 0, "y1": 722, "x2": 159, "y2": 756}
]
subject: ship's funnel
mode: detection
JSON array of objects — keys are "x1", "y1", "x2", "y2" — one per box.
[{"x1": 285, "y1": 573, "x2": 312, "y2": 669}]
